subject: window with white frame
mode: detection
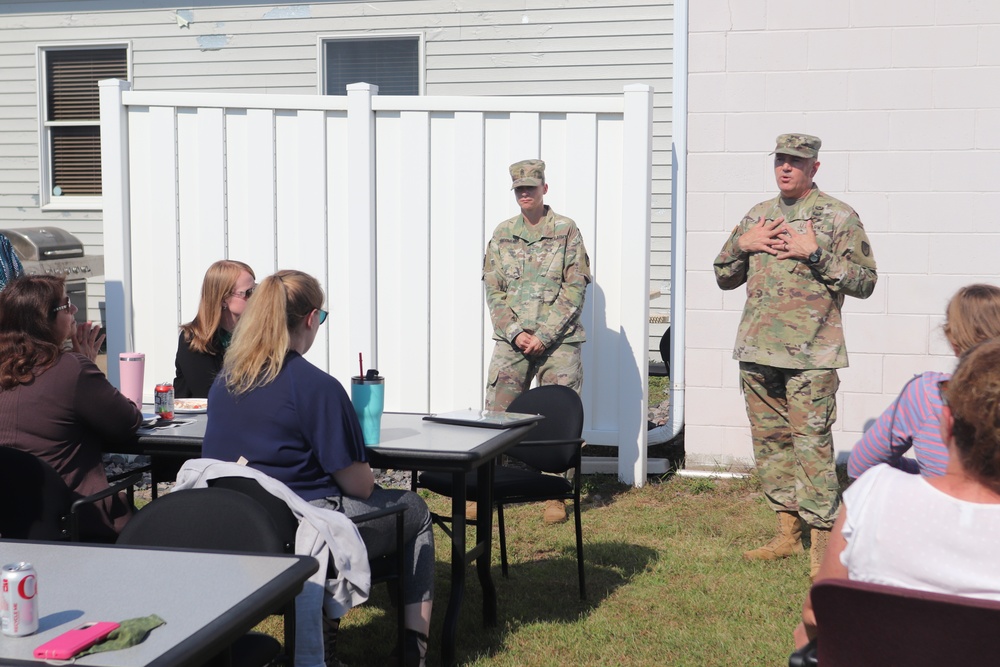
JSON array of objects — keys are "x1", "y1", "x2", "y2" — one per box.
[
  {"x1": 40, "y1": 46, "x2": 128, "y2": 206},
  {"x1": 322, "y1": 35, "x2": 420, "y2": 96}
]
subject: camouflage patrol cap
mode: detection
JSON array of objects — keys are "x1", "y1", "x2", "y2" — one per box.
[
  {"x1": 510, "y1": 159, "x2": 545, "y2": 189},
  {"x1": 772, "y1": 133, "x2": 822, "y2": 159}
]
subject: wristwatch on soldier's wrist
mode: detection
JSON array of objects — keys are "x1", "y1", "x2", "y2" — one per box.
[{"x1": 807, "y1": 248, "x2": 822, "y2": 265}]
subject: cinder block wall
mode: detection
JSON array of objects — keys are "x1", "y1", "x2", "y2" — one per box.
[{"x1": 684, "y1": 0, "x2": 1000, "y2": 467}]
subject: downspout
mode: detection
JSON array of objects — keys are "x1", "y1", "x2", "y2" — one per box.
[{"x1": 666, "y1": 0, "x2": 688, "y2": 441}]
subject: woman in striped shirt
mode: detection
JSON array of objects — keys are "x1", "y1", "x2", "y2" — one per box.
[{"x1": 848, "y1": 284, "x2": 1000, "y2": 478}]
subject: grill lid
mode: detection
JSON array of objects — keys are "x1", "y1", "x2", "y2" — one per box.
[
  {"x1": 0, "y1": 226, "x2": 103, "y2": 279},
  {"x1": 0, "y1": 227, "x2": 83, "y2": 261}
]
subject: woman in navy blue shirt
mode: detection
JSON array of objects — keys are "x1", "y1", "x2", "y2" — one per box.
[{"x1": 203, "y1": 269, "x2": 432, "y2": 667}]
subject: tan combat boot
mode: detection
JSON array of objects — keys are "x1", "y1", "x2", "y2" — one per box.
[
  {"x1": 543, "y1": 499, "x2": 568, "y2": 524},
  {"x1": 465, "y1": 501, "x2": 478, "y2": 522},
  {"x1": 742, "y1": 511, "x2": 803, "y2": 560},
  {"x1": 810, "y1": 528, "x2": 831, "y2": 580}
]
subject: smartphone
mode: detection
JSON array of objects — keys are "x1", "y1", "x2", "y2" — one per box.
[{"x1": 33, "y1": 621, "x2": 120, "y2": 660}]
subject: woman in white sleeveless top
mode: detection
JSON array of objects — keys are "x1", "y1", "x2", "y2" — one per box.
[{"x1": 796, "y1": 337, "x2": 1000, "y2": 647}]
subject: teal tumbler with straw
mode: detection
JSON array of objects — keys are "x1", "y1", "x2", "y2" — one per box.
[{"x1": 351, "y1": 370, "x2": 384, "y2": 445}]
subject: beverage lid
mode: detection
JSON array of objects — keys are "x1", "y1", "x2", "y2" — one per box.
[
  {"x1": 120, "y1": 352, "x2": 145, "y2": 361},
  {"x1": 2, "y1": 562, "x2": 33, "y2": 572},
  {"x1": 352, "y1": 368, "x2": 384, "y2": 383}
]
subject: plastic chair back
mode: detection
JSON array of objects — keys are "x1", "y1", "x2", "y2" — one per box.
[
  {"x1": 116, "y1": 487, "x2": 287, "y2": 666},
  {"x1": 208, "y1": 477, "x2": 299, "y2": 552},
  {"x1": 805, "y1": 579, "x2": 1000, "y2": 666},
  {"x1": 506, "y1": 385, "x2": 585, "y2": 473},
  {"x1": 117, "y1": 487, "x2": 285, "y2": 553},
  {"x1": 0, "y1": 447, "x2": 71, "y2": 541},
  {"x1": 659, "y1": 326, "x2": 671, "y2": 378},
  {"x1": 209, "y1": 475, "x2": 406, "y2": 650},
  {"x1": 507, "y1": 384, "x2": 584, "y2": 441}
]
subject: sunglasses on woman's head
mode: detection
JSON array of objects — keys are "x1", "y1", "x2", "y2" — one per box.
[{"x1": 317, "y1": 309, "x2": 328, "y2": 325}]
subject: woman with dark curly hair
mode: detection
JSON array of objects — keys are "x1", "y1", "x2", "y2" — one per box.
[
  {"x1": 796, "y1": 337, "x2": 1000, "y2": 648},
  {"x1": 0, "y1": 275, "x2": 142, "y2": 541}
]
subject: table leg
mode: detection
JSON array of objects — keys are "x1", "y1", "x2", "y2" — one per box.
[
  {"x1": 441, "y1": 472, "x2": 467, "y2": 667},
  {"x1": 150, "y1": 459, "x2": 160, "y2": 500},
  {"x1": 476, "y1": 460, "x2": 497, "y2": 626}
]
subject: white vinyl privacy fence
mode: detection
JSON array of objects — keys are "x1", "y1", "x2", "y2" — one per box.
[{"x1": 99, "y1": 80, "x2": 654, "y2": 484}]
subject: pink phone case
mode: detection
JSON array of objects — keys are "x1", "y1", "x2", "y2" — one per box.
[{"x1": 33, "y1": 621, "x2": 120, "y2": 660}]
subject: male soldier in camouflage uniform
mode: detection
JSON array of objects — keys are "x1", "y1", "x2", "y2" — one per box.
[
  {"x1": 479, "y1": 159, "x2": 591, "y2": 524},
  {"x1": 714, "y1": 134, "x2": 877, "y2": 578}
]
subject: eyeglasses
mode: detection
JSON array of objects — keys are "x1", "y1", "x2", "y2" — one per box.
[
  {"x1": 316, "y1": 309, "x2": 328, "y2": 325},
  {"x1": 52, "y1": 296, "x2": 72, "y2": 313},
  {"x1": 230, "y1": 285, "x2": 256, "y2": 300},
  {"x1": 938, "y1": 379, "x2": 950, "y2": 406}
]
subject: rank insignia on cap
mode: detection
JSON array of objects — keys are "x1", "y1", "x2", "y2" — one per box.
[
  {"x1": 773, "y1": 133, "x2": 822, "y2": 159},
  {"x1": 509, "y1": 159, "x2": 546, "y2": 189}
]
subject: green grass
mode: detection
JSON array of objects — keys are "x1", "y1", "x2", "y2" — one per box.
[
  {"x1": 649, "y1": 375, "x2": 670, "y2": 410},
  {"x1": 141, "y1": 372, "x2": 802, "y2": 665},
  {"x1": 298, "y1": 473, "x2": 811, "y2": 666}
]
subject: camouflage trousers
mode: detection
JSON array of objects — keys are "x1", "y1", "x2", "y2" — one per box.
[
  {"x1": 740, "y1": 362, "x2": 841, "y2": 529},
  {"x1": 485, "y1": 341, "x2": 582, "y2": 412}
]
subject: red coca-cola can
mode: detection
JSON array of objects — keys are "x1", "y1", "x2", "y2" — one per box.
[
  {"x1": 2, "y1": 562, "x2": 39, "y2": 637},
  {"x1": 154, "y1": 382, "x2": 174, "y2": 421}
]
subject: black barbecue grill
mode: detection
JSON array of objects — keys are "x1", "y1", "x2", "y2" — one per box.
[{"x1": 0, "y1": 227, "x2": 104, "y2": 325}]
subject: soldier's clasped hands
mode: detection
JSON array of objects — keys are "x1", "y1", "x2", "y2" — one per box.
[
  {"x1": 738, "y1": 216, "x2": 787, "y2": 256},
  {"x1": 738, "y1": 216, "x2": 820, "y2": 262},
  {"x1": 514, "y1": 331, "x2": 546, "y2": 356},
  {"x1": 775, "y1": 220, "x2": 820, "y2": 262}
]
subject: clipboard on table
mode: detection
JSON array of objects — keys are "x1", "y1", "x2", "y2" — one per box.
[{"x1": 422, "y1": 409, "x2": 545, "y2": 429}]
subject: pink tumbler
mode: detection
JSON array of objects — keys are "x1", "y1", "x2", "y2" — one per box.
[{"x1": 119, "y1": 352, "x2": 145, "y2": 407}]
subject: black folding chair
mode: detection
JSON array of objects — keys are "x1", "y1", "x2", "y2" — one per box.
[
  {"x1": 208, "y1": 476, "x2": 407, "y2": 653},
  {"x1": 116, "y1": 487, "x2": 286, "y2": 667},
  {"x1": 649, "y1": 325, "x2": 671, "y2": 378},
  {"x1": 0, "y1": 446, "x2": 143, "y2": 543},
  {"x1": 419, "y1": 385, "x2": 587, "y2": 599}
]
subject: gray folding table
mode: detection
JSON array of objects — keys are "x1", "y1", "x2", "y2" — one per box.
[{"x1": 0, "y1": 540, "x2": 317, "y2": 666}]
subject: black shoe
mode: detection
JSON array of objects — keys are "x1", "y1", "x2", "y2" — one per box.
[
  {"x1": 324, "y1": 617, "x2": 346, "y2": 667},
  {"x1": 388, "y1": 629, "x2": 428, "y2": 667}
]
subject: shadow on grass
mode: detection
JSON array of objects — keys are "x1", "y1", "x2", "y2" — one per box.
[
  {"x1": 580, "y1": 473, "x2": 641, "y2": 509},
  {"x1": 336, "y1": 541, "x2": 657, "y2": 666}
]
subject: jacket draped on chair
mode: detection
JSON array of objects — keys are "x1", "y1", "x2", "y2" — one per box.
[{"x1": 174, "y1": 458, "x2": 370, "y2": 667}]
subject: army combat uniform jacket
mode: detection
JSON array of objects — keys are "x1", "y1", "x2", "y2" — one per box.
[
  {"x1": 483, "y1": 206, "x2": 591, "y2": 349},
  {"x1": 714, "y1": 186, "x2": 877, "y2": 370}
]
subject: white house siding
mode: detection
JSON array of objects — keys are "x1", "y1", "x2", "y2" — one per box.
[
  {"x1": 0, "y1": 0, "x2": 672, "y2": 349},
  {"x1": 685, "y1": 0, "x2": 1000, "y2": 466}
]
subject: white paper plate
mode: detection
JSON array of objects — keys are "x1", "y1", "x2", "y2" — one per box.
[{"x1": 173, "y1": 399, "x2": 208, "y2": 414}]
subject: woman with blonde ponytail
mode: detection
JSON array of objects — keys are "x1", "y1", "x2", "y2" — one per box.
[
  {"x1": 218, "y1": 270, "x2": 318, "y2": 395},
  {"x1": 203, "y1": 270, "x2": 432, "y2": 667}
]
